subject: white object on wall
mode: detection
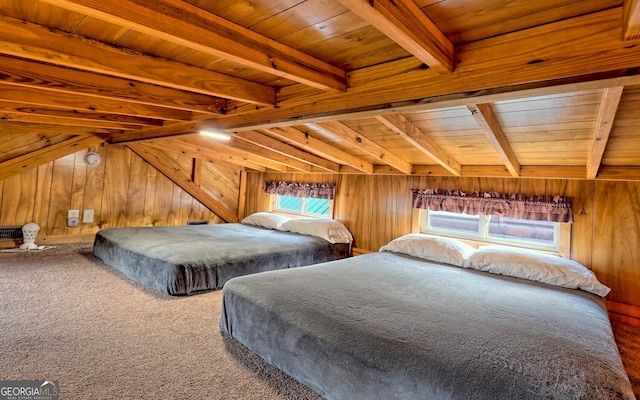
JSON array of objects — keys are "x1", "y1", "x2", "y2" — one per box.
[
  {"x1": 20, "y1": 223, "x2": 40, "y2": 250},
  {"x1": 84, "y1": 152, "x2": 101, "y2": 166},
  {"x1": 83, "y1": 209, "x2": 94, "y2": 223}
]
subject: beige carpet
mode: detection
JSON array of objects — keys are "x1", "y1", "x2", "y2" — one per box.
[
  {"x1": 0, "y1": 243, "x2": 638, "y2": 399},
  {"x1": 0, "y1": 243, "x2": 321, "y2": 399}
]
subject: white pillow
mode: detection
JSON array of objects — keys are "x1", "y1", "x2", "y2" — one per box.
[
  {"x1": 241, "y1": 212, "x2": 291, "y2": 230},
  {"x1": 463, "y1": 246, "x2": 610, "y2": 296},
  {"x1": 379, "y1": 233, "x2": 475, "y2": 267},
  {"x1": 279, "y1": 218, "x2": 353, "y2": 244}
]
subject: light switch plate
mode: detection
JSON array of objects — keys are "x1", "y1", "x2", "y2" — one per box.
[
  {"x1": 68, "y1": 210, "x2": 79, "y2": 219},
  {"x1": 83, "y1": 209, "x2": 94, "y2": 223}
]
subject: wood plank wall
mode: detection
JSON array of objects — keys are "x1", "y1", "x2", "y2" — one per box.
[
  {"x1": 0, "y1": 144, "x2": 238, "y2": 244},
  {"x1": 2, "y1": 157, "x2": 638, "y2": 311},
  {"x1": 245, "y1": 172, "x2": 640, "y2": 309}
]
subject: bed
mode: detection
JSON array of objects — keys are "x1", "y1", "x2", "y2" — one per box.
[
  {"x1": 93, "y1": 213, "x2": 352, "y2": 296},
  {"x1": 220, "y1": 234, "x2": 635, "y2": 400}
]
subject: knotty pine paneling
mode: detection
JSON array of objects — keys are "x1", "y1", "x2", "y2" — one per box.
[
  {"x1": 124, "y1": 148, "x2": 150, "y2": 228},
  {"x1": 247, "y1": 172, "x2": 639, "y2": 308},
  {"x1": 200, "y1": 160, "x2": 242, "y2": 212},
  {"x1": 101, "y1": 145, "x2": 131, "y2": 230},
  {"x1": 593, "y1": 181, "x2": 640, "y2": 307},
  {"x1": 152, "y1": 170, "x2": 175, "y2": 228},
  {"x1": 47, "y1": 154, "x2": 75, "y2": 237},
  {"x1": 336, "y1": 174, "x2": 374, "y2": 248},
  {"x1": 244, "y1": 172, "x2": 269, "y2": 215},
  {"x1": 0, "y1": 144, "x2": 232, "y2": 244},
  {"x1": 0, "y1": 168, "x2": 38, "y2": 225}
]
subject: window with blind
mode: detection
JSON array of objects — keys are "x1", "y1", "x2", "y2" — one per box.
[
  {"x1": 422, "y1": 210, "x2": 560, "y2": 252},
  {"x1": 274, "y1": 195, "x2": 331, "y2": 217},
  {"x1": 264, "y1": 181, "x2": 334, "y2": 217}
]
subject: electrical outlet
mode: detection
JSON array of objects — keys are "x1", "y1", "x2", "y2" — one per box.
[
  {"x1": 83, "y1": 209, "x2": 94, "y2": 223},
  {"x1": 68, "y1": 210, "x2": 79, "y2": 219}
]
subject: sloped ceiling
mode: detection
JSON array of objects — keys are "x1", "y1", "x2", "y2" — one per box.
[{"x1": 1, "y1": 0, "x2": 640, "y2": 184}]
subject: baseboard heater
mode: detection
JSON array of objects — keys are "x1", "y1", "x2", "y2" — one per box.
[{"x1": 0, "y1": 226, "x2": 23, "y2": 241}]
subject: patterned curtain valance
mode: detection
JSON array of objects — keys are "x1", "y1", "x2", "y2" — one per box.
[
  {"x1": 412, "y1": 189, "x2": 574, "y2": 223},
  {"x1": 264, "y1": 181, "x2": 335, "y2": 200}
]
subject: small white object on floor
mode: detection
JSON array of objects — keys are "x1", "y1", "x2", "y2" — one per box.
[{"x1": 19, "y1": 222, "x2": 40, "y2": 250}]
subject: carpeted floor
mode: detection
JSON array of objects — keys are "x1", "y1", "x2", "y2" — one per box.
[
  {"x1": 0, "y1": 243, "x2": 638, "y2": 399},
  {"x1": 0, "y1": 243, "x2": 321, "y2": 399}
]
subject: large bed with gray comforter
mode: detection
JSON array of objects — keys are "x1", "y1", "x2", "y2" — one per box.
[
  {"x1": 220, "y1": 239, "x2": 635, "y2": 399},
  {"x1": 93, "y1": 223, "x2": 350, "y2": 296}
]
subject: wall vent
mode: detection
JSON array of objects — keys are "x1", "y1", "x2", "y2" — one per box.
[
  {"x1": 187, "y1": 220, "x2": 208, "y2": 225},
  {"x1": 0, "y1": 226, "x2": 23, "y2": 241}
]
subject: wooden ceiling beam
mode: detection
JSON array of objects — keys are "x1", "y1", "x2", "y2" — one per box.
[
  {"x1": 144, "y1": 139, "x2": 261, "y2": 172},
  {"x1": 0, "y1": 82, "x2": 193, "y2": 122},
  {"x1": 40, "y1": 0, "x2": 346, "y2": 92},
  {"x1": 218, "y1": 8, "x2": 640, "y2": 131},
  {"x1": 0, "y1": 113, "x2": 144, "y2": 131},
  {"x1": 467, "y1": 103, "x2": 521, "y2": 177},
  {"x1": 0, "y1": 133, "x2": 76, "y2": 164},
  {"x1": 123, "y1": 126, "x2": 316, "y2": 173},
  {"x1": 0, "y1": 56, "x2": 226, "y2": 114},
  {"x1": 127, "y1": 143, "x2": 238, "y2": 222},
  {"x1": 310, "y1": 121, "x2": 413, "y2": 174},
  {"x1": 0, "y1": 121, "x2": 115, "y2": 136},
  {"x1": 411, "y1": 165, "x2": 640, "y2": 181},
  {"x1": 0, "y1": 100, "x2": 162, "y2": 127},
  {"x1": 108, "y1": 122, "x2": 200, "y2": 144},
  {"x1": 235, "y1": 131, "x2": 341, "y2": 173},
  {"x1": 586, "y1": 86, "x2": 624, "y2": 179},
  {"x1": 623, "y1": 0, "x2": 640, "y2": 40},
  {"x1": 263, "y1": 126, "x2": 374, "y2": 174},
  {"x1": 596, "y1": 166, "x2": 640, "y2": 180},
  {"x1": 376, "y1": 113, "x2": 461, "y2": 176},
  {"x1": 183, "y1": 136, "x2": 288, "y2": 172},
  {"x1": 227, "y1": 135, "x2": 315, "y2": 173},
  {"x1": 0, "y1": 15, "x2": 275, "y2": 106},
  {"x1": 337, "y1": 0, "x2": 453, "y2": 73},
  {"x1": 0, "y1": 135, "x2": 105, "y2": 181},
  {"x1": 413, "y1": 165, "x2": 588, "y2": 180}
]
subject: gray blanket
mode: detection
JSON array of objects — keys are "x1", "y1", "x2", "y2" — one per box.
[
  {"x1": 93, "y1": 223, "x2": 350, "y2": 295},
  {"x1": 220, "y1": 252, "x2": 634, "y2": 400}
]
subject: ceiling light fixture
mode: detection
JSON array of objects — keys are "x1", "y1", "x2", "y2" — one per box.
[{"x1": 199, "y1": 130, "x2": 231, "y2": 141}]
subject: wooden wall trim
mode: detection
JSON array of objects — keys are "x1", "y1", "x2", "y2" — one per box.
[
  {"x1": 237, "y1": 170, "x2": 247, "y2": 220},
  {"x1": 609, "y1": 301, "x2": 640, "y2": 319},
  {"x1": 608, "y1": 301, "x2": 640, "y2": 326},
  {"x1": 0, "y1": 234, "x2": 96, "y2": 249},
  {"x1": 39, "y1": 233, "x2": 96, "y2": 244}
]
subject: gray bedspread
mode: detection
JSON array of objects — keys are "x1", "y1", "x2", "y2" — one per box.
[
  {"x1": 93, "y1": 223, "x2": 349, "y2": 296},
  {"x1": 220, "y1": 252, "x2": 635, "y2": 400}
]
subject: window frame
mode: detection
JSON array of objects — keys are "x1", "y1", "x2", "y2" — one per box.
[
  {"x1": 270, "y1": 194, "x2": 333, "y2": 218},
  {"x1": 415, "y1": 209, "x2": 571, "y2": 256}
]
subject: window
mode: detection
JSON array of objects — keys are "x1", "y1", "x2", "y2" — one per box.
[
  {"x1": 273, "y1": 195, "x2": 331, "y2": 217},
  {"x1": 421, "y1": 210, "x2": 562, "y2": 252}
]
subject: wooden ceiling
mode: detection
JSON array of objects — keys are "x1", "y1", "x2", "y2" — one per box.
[{"x1": 2, "y1": 0, "x2": 640, "y2": 181}]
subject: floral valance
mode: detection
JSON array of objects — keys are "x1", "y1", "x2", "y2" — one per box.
[
  {"x1": 264, "y1": 181, "x2": 335, "y2": 200},
  {"x1": 412, "y1": 189, "x2": 574, "y2": 223}
]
